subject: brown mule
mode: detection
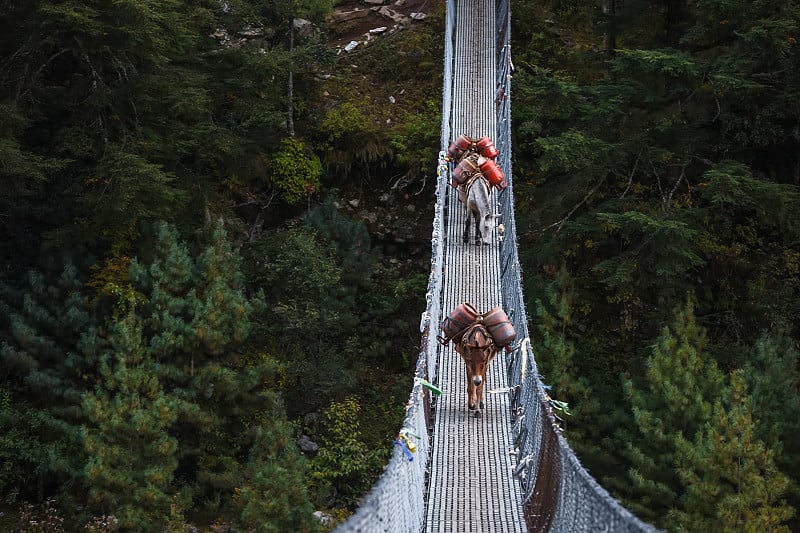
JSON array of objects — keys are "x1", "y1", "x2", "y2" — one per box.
[{"x1": 454, "y1": 323, "x2": 500, "y2": 416}]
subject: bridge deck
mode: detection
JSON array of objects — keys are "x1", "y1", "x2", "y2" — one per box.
[{"x1": 424, "y1": 0, "x2": 525, "y2": 530}]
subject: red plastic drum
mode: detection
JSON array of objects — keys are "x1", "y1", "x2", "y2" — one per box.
[
  {"x1": 482, "y1": 307, "x2": 517, "y2": 347},
  {"x1": 439, "y1": 303, "x2": 480, "y2": 345},
  {"x1": 476, "y1": 136, "x2": 499, "y2": 159},
  {"x1": 479, "y1": 158, "x2": 505, "y2": 189}
]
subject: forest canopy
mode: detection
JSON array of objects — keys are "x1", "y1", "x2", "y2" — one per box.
[
  {"x1": 1, "y1": 0, "x2": 439, "y2": 530},
  {"x1": 512, "y1": 0, "x2": 800, "y2": 531},
  {"x1": 2, "y1": 0, "x2": 800, "y2": 531}
]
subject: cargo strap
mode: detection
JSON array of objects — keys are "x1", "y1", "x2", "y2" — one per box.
[
  {"x1": 464, "y1": 173, "x2": 490, "y2": 195},
  {"x1": 437, "y1": 320, "x2": 475, "y2": 346},
  {"x1": 438, "y1": 315, "x2": 492, "y2": 347},
  {"x1": 460, "y1": 322, "x2": 495, "y2": 350}
]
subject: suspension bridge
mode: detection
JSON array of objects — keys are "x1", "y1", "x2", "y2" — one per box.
[{"x1": 334, "y1": 0, "x2": 660, "y2": 530}]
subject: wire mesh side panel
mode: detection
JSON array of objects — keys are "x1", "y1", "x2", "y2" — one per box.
[
  {"x1": 332, "y1": 162, "x2": 447, "y2": 533},
  {"x1": 332, "y1": 8, "x2": 454, "y2": 531},
  {"x1": 494, "y1": 0, "x2": 660, "y2": 530}
]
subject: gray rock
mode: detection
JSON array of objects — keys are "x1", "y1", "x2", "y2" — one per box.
[{"x1": 298, "y1": 434, "x2": 319, "y2": 454}]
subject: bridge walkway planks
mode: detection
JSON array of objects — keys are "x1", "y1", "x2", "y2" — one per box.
[{"x1": 424, "y1": 0, "x2": 526, "y2": 530}]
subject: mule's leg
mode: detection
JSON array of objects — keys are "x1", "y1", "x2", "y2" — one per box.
[
  {"x1": 478, "y1": 370, "x2": 487, "y2": 410},
  {"x1": 470, "y1": 382, "x2": 480, "y2": 416},
  {"x1": 465, "y1": 362, "x2": 476, "y2": 410},
  {"x1": 471, "y1": 371, "x2": 483, "y2": 417},
  {"x1": 473, "y1": 213, "x2": 482, "y2": 246},
  {"x1": 463, "y1": 213, "x2": 471, "y2": 244}
]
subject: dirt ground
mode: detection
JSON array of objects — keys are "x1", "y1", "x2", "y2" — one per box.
[{"x1": 326, "y1": 0, "x2": 435, "y2": 49}]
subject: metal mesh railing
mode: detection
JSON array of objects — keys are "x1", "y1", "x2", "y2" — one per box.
[{"x1": 333, "y1": 0, "x2": 660, "y2": 530}]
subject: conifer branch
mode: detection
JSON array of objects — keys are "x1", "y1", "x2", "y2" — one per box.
[
  {"x1": 665, "y1": 162, "x2": 688, "y2": 213},
  {"x1": 544, "y1": 176, "x2": 606, "y2": 234},
  {"x1": 620, "y1": 153, "x2": 641, "y2": 199},
  {"x1": 0, "y1": 40, "x2": 32, "y2": 80},
  {"x1": 32, "y1": 48, "x2": 70, "y2": 83}
]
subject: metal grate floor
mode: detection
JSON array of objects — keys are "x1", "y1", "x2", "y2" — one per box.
[{"x1": 424, "y1": 0, "x2": 525, "y2": 530}]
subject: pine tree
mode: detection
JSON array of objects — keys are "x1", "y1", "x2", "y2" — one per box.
[
  {"x1": 238, "y1": 423, "x2": 319, "y2": 533},
  {"x1": 190, "y1": 218, "x2": 256, "y2": 356},
  {"x1": 670, "y1": 370, "x2": 795, "y2": 532},
  {"x1": 0, "y1": 103, "x2": 66, "y2": 270},
  {"x1": 745, "y1": 332, "x2": 800, "y2": 506},
  {"x1": 622, "y1": 297, "x2": 725, "y2": 524},
  {"x1": 534, "y1": 265, "x2": 590, "y2": 414},
  {"x1": 82, "y1": 312, "x2": 181, "y2": 532},
  {"x1": 0, "y1": 265, "x2": 96, "y2": 502},
  {"x1": 243, "y1": 223, "x2": 356, "y2": 412},
  {"x1": 125, "y1": 220, "x2": 311, "y2": 523},
  {"x1": 0, "y1": 0, "x2": 215, "y2": 246}
]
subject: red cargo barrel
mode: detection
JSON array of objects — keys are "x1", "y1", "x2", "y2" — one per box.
[
  {"x1": 455, "y1": 134, "x2": 473, "y2": 151},
  {"x1": 479, "y1": 157, "x2": 506, "y2": 189},
  {"x1": 447, "y1": 143, "x2": 464, "y2": 161},
  {"x1": 438, "y1": 303, "x2": 479, "y2": 345},
  {"x1": 476, "y1": 136, "x2": 499, "y2": 159},
  {"x1": 447, "y1": 134, "x2": 473, "y2": 160},
  {"x1": 482, "y1": 306, "x2": 517, "y2": 347},
  {"x1": 452, "y1": 156, "x2": 480, "y2": 186}
]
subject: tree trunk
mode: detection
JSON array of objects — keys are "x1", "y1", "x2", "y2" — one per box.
[
  {"x1": 666, "y1": 0, "x2": 682, "y2": 47},
  {"x1": 603, "y1": 0, "x2": 616, "y2": 57},
  {"x1": 287, "y1": 21, "x2": 295, "y2": 137}
]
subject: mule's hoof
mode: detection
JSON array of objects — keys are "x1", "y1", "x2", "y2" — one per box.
[
  {"x1": 473, "y1": 410, "x2": 481, "y2": 418},
  {"x1": 468, "y1": 403, "x2": 476, "y2": 411},
  {"x1": 482, "y1": 241, "x2": 490, "y2": 246},
  {"x1": 479, "y1": 401, "x2": 485, "y2": 410}
]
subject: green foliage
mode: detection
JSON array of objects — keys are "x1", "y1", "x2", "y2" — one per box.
[
  {"x1": 534, "y1": 266, "x2": 591, "y2": 408},
  {"x1": 594, "y1": 211, "x2": 705, "y2": 289},
  {"x1": 319, "y1": 102, "x2": 369, "y2": 148},
  {"x1": 389, "y1": 99, "x2": 441, "y2": 180},
  {"x1": 311, "y1": 0, "x2": 442, "y2": 184},
  {"x1": 0, "y1": 265, "x2": 97, "y2": 504},
  {"x1": 701, "y1": 160, "x2": 800, "y2": 236},
  {"x1": 534, "y1": 131, "x2": 612, "y2": 174},
  {"x1": 245, "y1": 197, "x2": 411, "y2": 413},
  {"x1": 0, "y1": 0, "x2": 424, "y2": 526},
  {"x1": 512, "y1": 5, "x2": 800, "y2": 528},
  {"x1": 671, "y1": 370, "x2": 794, "y2": 532},
  {"x1": 244, "y1": 222, "x2": 356, "y2": 412},
  {"x1": 74, "y1": 148, "x2": 186, "y2": 243},
  {"x1": 0, "y1": 103, "x2": 65, "y2": 196},
  {"x1": 745, "y1": 332, "x2": 800, "y2": 504},
  {"x1": 622, "y1": 298, "x2": 725, "y2": 524},
  {"x1": 238, "y1": 425, "x2": 319, "y2": 533},
  {"x1": 611, "y1": 48, "x2": 698, "y2": 79},
  {"x1": 304, "y1": 195, "x2": 374, "y2": 287},
  {"x1": 124, "y1": 220, "x2": 288, "y2": 518},
  {"x1": 308, "y1": 398, "x2": 384, "y2": 508},
  {"x1": 271, "y1": 137, "x2": 323, "y2": 205},
  {"x1": 82, "y1": 313, "x2": 180, "y2": 532},
  {"x1": 294, "y1": 0, "x2": 336, "y2": 23},
  {"x1": 0, "y1": 389, "x2": 48, "y2": 504}
]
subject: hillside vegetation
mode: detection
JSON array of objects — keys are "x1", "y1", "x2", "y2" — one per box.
[
  {"x1": 0, "y1": 0, "x2": 442, "y2": 530},
  {"x1": 3, "y1": 0, "x2": 799, "y2": 530},
  {"x1": 511, "y1": 0, "x2": 800, "y2": 530}
]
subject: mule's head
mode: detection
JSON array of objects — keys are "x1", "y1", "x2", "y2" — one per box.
[
  {"x1": 459, "y1": 324, "x2": 496, "y2": 385},
  {"x1": 478, "y1": 213, "x2": 502, "y2": 245}
]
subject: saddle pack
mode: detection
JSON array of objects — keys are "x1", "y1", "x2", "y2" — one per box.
[{"x1": 438, "y1": 303, "x2": 517, "y2": 348}]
